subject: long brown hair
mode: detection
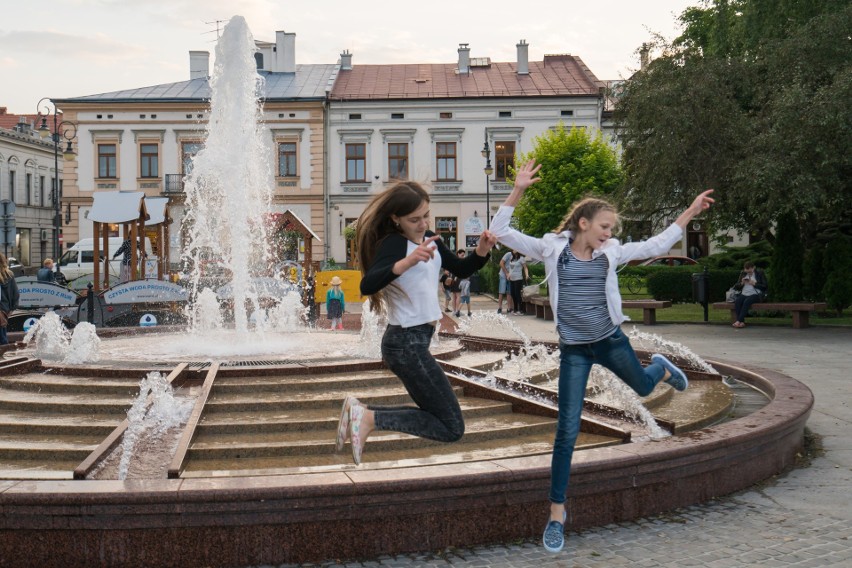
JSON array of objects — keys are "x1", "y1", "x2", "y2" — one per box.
[
  {"x1": 553, "y1": 197, "x2": 618, "y2": 233},
  {"x1": 356, "y1": 181, "x2": 430, "y2": 313},
  {"x1": 0, "y1": 253, "x2": 14, "y2": 284}
]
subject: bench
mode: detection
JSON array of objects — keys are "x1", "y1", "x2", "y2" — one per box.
[
  {"x1": 712, "y1": 302, "x2": 827, "y2": 329},
  {"x1": 527, "y1": 295, "x2": 553, "y2": 320},
  {"x1": 524, "y1": 296, "x2": 671, "y2": 325},
  {"x1": 621, "y1": 300, "x2": 672, "y2": 325}
]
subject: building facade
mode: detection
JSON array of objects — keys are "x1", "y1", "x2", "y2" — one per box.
[{"x1": 0, "y1": 111, "x2": 60, "y2": 269}]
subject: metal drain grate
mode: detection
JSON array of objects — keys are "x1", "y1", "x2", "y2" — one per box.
[{"x1": 220, "y1": 360, "x2": 282, "y2": 367}]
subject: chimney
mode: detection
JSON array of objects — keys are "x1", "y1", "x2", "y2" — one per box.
[
  {"x1": 457, "y1": 43, "x2": 470, "y2": 74},
  {"x1": 340, "y1": 49, "x2": 353, "y2": 71},
  {"x1": 276, "y1": 31, "x2": 296, "y2": 73},
  {"x1": 516, "y1": 39, "x2": 529, "y2": 75},
  {"x1": 639, "y1": 43, "x2": 650, "y2": 70},
  {"x1": 189, "y1": 51, "x2": 209, "y2": 80}
]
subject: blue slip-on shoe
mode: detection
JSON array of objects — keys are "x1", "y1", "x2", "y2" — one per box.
[
  {"x1": 542, "y1": 511, "x2": 567, "y2": 553},
  {"x1": 652, "y1": 353, "x2": 689, "y2": 392}
]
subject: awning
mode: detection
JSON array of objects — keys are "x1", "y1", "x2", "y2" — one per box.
[{"x1": 88, "y1": 191, "x2": 149, "y2": 224}]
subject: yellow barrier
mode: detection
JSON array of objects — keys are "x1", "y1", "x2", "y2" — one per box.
[{"x1": 314, "y1": 270, "x2": 363, "y2": 305}]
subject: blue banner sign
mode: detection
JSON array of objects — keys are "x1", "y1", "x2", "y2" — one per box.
[
  {"x1": 104, "y1": 280, "x2": 189, "y2": 304},
  {"x1": 18, "y1": 281, "x2": 79, "y2": 307}
]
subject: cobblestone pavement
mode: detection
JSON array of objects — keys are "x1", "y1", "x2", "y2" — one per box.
[{"x1": 256, "y1": 296, "x2": 852, "y2": 568}]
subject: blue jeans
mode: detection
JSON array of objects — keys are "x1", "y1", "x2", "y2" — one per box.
[
  {"x1": 373, "y1": 323, "x2": 465, "y2": 442},
  {"x1": 734, "y1": 294, "x2": 762, "y2": 322},
  {"x1": 549, "y1": 327, "x2": 665, "y2": 504},
  {"x1": 0, "y1": 326, "x2": 7, "y2": 345}
]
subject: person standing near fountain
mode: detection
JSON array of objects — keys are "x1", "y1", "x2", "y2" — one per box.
[
  {"x1": 336, "y1": 181, "x2": 497, "y2": 465},
  {"x1": 326, "y1": 276, "x2": 346, "y2": 331},
  {"x1": 0, "y1": 253, "x2": 20, "y2": 345},
  {"x1": 113, "y1": 237, "x2": 147, "y2": 283},
  {"x1": 491, "y1": 160, "x2": 715, "y2": 554}
]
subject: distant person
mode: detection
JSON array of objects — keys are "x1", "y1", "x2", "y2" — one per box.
[
  {"x1": 453, "y1": 249, "x2": 467, "y2": 316},
  {"x1": 491, "y1": 160, "x2": 713, "y2": 554},
  {"x1": 506, "y1": 250, "x2": 529, "y2": 315},
  {"x1": 37, "y1": 258, "x2": 56, "y2": 283},
  {"x1": 440, "y1": 269, "x2": 453, "y2": 311},
  {"x1": 113, "y1": 237, "x2": 147, "y2": 282},
  {"x1": 457, "y1": 250, "x2": 472, "y2": 317},
  {"x1": 0, "y1": 253, "x2": 20, "y2": 345},
  {"x1": 326, "y1": 275, "x2": 346, "y2": 331},
  {"x1": 336, "y1": 180, "x2": 496, "y2": 466},
  {"x1": 497, "y1": 249, "x2": 514, "y2": 314},
  {"x1": 732, "y1": 261, "x2": 768, "y2": 328}
]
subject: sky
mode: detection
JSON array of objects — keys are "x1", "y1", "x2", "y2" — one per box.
[{"x1": 0, "y1": 0, "x2": 696, "y2": 115}]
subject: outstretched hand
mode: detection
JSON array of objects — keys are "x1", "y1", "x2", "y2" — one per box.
[
  {"x1": 475, "y1": 230, "x2": 498, "y2": 257},
  {"x1": 688, "y1": 189, "x2": 715, "y2": 215},
  {"x1": 513, "y1": 160, "x2": 542, "y2": 193}
]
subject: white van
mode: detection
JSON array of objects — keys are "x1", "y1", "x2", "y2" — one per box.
[{"x1": 58, "y1": 237, "x2": 155, "y2": 285}]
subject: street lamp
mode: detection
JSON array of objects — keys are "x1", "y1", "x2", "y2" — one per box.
[
  {"x1": 36, "y1": 98, "x2": 77, "y2": 267},
  {"x1": 481, "y1": 133, "x2": 493, "y2": 229}
]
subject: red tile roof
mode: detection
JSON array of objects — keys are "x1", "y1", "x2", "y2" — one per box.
[
  {"x1": 329, "y1": 54, "x2": 603, "y2": 100},
  {"x1": 0, "y1": 108, "x2": 60, "y2": 135}
]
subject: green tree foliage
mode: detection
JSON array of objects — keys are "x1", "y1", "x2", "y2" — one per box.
[
  {"x1": 802, "y1": 244, "x2": 826, "y2": 301},
  {"x1": 512, "y1": 124, "x2": 623, "y2": 237},
  {"x1": 770, "y1": 212, "x2": 804, "y2": 301},
  {"x1": 613, "y1": 0, "x2": 851, "y2": 241},
  {"x1": 822, "y1": 236, "x2": 852, "y2": 314}
]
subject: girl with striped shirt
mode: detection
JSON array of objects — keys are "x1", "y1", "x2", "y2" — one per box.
[{"x1": 491, "y1": 160, "x2": 714, "y2": 554}]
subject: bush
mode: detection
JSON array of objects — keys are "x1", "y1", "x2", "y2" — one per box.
[
  {"x1": 770, "y1": 212, "x2": 805, "y2": 301},
  {"x1": 802, "y1": 244, "x2": 826, "y2": 301},
  {"x1": 645, "y1": 266, "x2": 740, "y2": 303},
  {"x1": 702, "y1": 240, "x2": 773, "y2": 271},
  {"x1": 823, "y1": 236, "x2": 852, "y2": 315}
]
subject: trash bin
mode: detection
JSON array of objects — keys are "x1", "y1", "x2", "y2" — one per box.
[{"x1": 691, "y1": 268, "x2": 710, "y2": 321}]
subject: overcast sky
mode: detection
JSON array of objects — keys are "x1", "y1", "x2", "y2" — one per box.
[{"x1": 1, "y1": 0, "x2": 695, "y2": 114}]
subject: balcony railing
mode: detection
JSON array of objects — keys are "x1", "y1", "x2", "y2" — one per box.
[{"x1": 164, "y1": 174, "x2": 185, "y2": 193}]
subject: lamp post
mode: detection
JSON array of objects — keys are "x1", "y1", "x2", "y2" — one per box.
[
  {"x1": 36, "y1": 99, "x2": 77, "y2": 268},
  {"x1": 481, "y1": 133, "x2": 493, "y2": 229}
]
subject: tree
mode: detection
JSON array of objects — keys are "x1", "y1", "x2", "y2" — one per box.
[
  {"x1": 769, "y1": 211, "x2": 804, "y2": 301},
  {"x1": 512, "y1": 124, "x2": 623, "y2": 237},
  {"x1": 822, "y1": 236, "x2": 852, "y2": 315},
  {"x1": 613, "y1": 0, "x2": 851, "y2": 241}
]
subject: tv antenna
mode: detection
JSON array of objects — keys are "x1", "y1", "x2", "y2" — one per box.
[{"x1": 204, "y1": 19, "x2": 229, "y2": 40}]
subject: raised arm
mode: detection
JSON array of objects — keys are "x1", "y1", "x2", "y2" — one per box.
[{"x1": 503, "y1": 160, "x2": 542, "y2": 207}]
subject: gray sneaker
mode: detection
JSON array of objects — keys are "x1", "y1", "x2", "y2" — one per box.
[
  {"x1": 652, "y1": 353, "x2": 689, "y2": 391},
  {"x1": 542, "y1": 511, "x2": 567, "y2": 553}
]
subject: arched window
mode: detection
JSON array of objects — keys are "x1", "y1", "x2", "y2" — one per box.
[{"x1": 254, "y1": 53, "x2": 264, "y2": 70}]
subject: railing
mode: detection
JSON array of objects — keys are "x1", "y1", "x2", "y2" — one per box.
[{"x1": 164, "y1": 174, "x2": 184, "y2": 193}]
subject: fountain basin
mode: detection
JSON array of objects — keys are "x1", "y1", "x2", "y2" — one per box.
[{"x1": 0, "y1": 349, "x2": 811, "y2": 567}]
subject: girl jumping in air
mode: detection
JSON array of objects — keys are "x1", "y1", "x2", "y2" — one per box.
[
  {"x1": 335, "y1": 180, "x2": 496, "y2": 465},
  {"x1": 491, "y1": 160, "x2": 714, "y2": 554}
]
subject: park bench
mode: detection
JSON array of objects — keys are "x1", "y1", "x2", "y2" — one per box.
[
  {"x1": 621, "y1": 300, "x2": 672, "y2": 325},
  {"x1": 712, "y1": 301, "x2": 827, "y2": 329},
  {"x1": 525, "y1": 296, "x2": 671, "y2": 325}
]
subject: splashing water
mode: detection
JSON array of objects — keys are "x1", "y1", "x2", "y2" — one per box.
[
  {"x1": 627, "y1": 327, "x2": 719, "y2": 374},
  {"x1": 63, "y1": 323, "x2": 100, "y2": 364},
  {"x1": 117, "y1": 372, "x2": 194, "y2": 480},
  {"x1": 23, "y1": 312, "x2": 71, "y2": 361},
  {"x1": 182, "y1": 15, "x2": 274, "y2": 334},
  {"x1": 191, "y1": 288, "x2": 224, "y2": 333},
  {"x1": 356, "y1": 299, "x2": 387, "y2": 359},
  {"x1": 586, "y1": 366, "x2": 669, "y2": 439}
]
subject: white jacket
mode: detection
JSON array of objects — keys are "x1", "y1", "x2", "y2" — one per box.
[{"x1": 490, "y1": 205, "x2": 683, "y2": 326}]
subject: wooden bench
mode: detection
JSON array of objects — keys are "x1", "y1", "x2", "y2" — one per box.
[
  {"x1": 712, "y1": 301, "x2": 827, "y2": 329},
  {"x1": 524, "y1": 296, "x2": 671, "y2": 325},
  {"x1": 621, "y1": 300, "x2": 672, "y2": 325},
  {"x1": 527, "y1": 295, "x2": 553, "y2": 320}
]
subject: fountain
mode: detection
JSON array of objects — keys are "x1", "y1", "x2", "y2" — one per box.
[{"x1": 0, "y1": 15, "x2": 813, "y2": 568}]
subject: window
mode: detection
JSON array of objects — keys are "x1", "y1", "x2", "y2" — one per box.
[
  {"x1": 439, "y1": 112, "x2": 453, "y2": 119},
  {"x1": 278, "y1": 142, "x2": 297, "y2": 177},
  {"x1": 181, "y1": 142, "x2": 203, "y2": 175},
  {"x1": 345, "y1": 217, "x2": 358, "y2": 267},
  {"x1": 499, "y1": 111, "x2": 512, "y2": 118},
  {"x1": 495, "y1": 141, "x2": 515, "y2": 181},
  {"x1": 26, "y1": 173, "x2": 32, "y2": 206},
  {"x1": 345, "y1": 143, "x2": 366, "y2": 182},
  {"x1": 561, "y1": 110, "x2": 574, "y2": 117},
  {"x1": 9, "y1": 171, "x2": 15, "y2": 202},
  {"x1": 388, "y1": 143, "x2": 408, "y2": 180},
  {"x1": 348, "y1": 114, "x2": 362, "y2": 120},
  {"x1": 39, "y1": 176, "x2": 45, "y2": 207},
  {"x1": 391, "y1": 113, "x2": 404, "y2": 120},
  {"x1": 98, "y1": 144, "x2": 117, "y2": 178},
  {"x1": 140, "y1": 143, "x2": 159, "y2": 178},
  {"x1": 436, "y1": 142, "x2": 457, "y2": 181}
]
